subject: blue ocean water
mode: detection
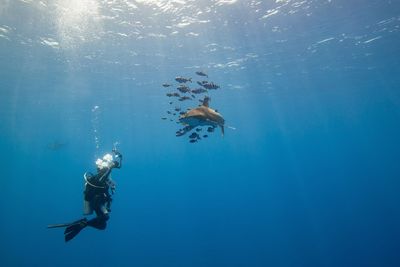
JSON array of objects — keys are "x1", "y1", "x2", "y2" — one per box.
[{"x1": 1, "y1": 0, "x2": 400, "y2": 266}]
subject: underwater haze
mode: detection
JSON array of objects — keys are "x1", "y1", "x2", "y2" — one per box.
[{"x1": 1, "y1": 0, "x2": 400, "y2": 266}]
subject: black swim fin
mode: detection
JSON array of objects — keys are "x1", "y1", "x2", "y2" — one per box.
[
  {"x1": 47, "y1": 218, "x2": 87, "y2": 229},
  {"x1": 64, "y1": 218, "x2": 88, "y2": 242},
  {"x1": 47, "y1": 222, "x2": 73, "y2": 229},
  {"x1": 47, "y1": 218, "x2": 88, "y2": 242}
]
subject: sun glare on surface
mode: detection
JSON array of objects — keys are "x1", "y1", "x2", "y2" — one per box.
[
  {"x1": 135, "y1": 0, "x2": 187, "y2": 5},
  {"x1": 55, "y1": 0, "x2": 102, "y2": 48}
]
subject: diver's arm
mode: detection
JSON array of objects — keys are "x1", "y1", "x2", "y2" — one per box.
[
  {"x1": 112, "y1": 158, "x2": 122, "y2": 169},
  {"x1": 112, "y1": 151, "x2": 122, "y2": 169}
]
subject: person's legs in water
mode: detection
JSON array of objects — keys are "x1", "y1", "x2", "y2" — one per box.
[
  {"x1": 86, "y1": 194, "x2": 110, "y2": 230},
  {"x1": 62, "y1": 194, "x2": 111, "y2": 242},
  {"x1": 64, "y1": 209, "x2": 108, "y2": 241}
]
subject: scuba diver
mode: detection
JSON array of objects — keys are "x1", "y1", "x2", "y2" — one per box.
[{"x1": 48, "y1": 148, "x2": 122, "y2": 242}]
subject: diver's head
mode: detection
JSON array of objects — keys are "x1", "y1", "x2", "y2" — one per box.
[{"x1": 95, "y1": 153, "x2": 114, "y2": 170}]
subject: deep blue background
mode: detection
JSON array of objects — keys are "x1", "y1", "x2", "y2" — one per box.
[{"x1": 1, "y1": 0, "x2": 400, "y2": 266}]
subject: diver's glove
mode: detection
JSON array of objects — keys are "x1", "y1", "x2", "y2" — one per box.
[
  {"x1": 115, "y1": 151, "x2": 122, "y2": 159},
  {"x1": 112, "y1": 148, "x2": 122, "y2": 158}
]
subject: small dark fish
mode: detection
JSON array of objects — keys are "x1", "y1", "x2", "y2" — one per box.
[
  {"x1": 176, "y1": 125, "x2": 192, "y2": 137},
  {"x1": 178, "y1": 96, "x2": 191, "y2": 101},
  {"x1": 197, "y1": 80, "x2": 219, "y2": 89},
  {"x1": 177, "y1": 84, "x2": 191, "y2": 93},
  {"x1": 197, "y1": 81, "x2": 208, "y2": 87},
  {"x1": 162, "y1": 83, "x2": 172, "y2": 87},
  {"x1": 191, "y1": 88, "x2": 207, "y2": 94},
  {"x1": 207, "y1": 127, "x2": 215, "y2": 133},
  {"x1": 189, "y1": 139, "x2": 197, "y2": 143},
  {"x1": 176, "y1": 130, "x2": 184, "y2": 137},
  {"x1": 195, "y1": 128, "x2": 202, "y2": 132},
  {"x1": 167, "y1": 92, "x2": 180, "y2": 97},
  {"x1": 189, "y1": 133, "x2": 198, "y2": 139},
  {"x1": 161, "y1": 117, "x2": 167, "y2": 120},
  {"x1": 175, "y1": 76, "x2": 192, "y2": 83},
  {"x1": 203, "y1": 82, "x2": 220, "y2": 90},
  {"x1": 167, "y1": 111, "x2": 171, "y2": 114},
  {"x1": 179, "y1": 111, "x2": 186, "y2": 115},
  {"x1": 166, "y1": 92, "x2": 180, "y2": 97},
  {"x1": 203, "y1": 135, "x2": 208, "y2": 138},
  {"x1": 174, "y1": 107, "x2": 181, "y2": 112},
  {"x1": 173, "y1": 113, "x2": 176, "y2": 116},
  {"x1": 195, "y1": 71, "x2": 208, "y2": 77},
  {"x1": 169, "y1": 102, "x2": 173, "y2": 105},
  {"x1": 191, "y1": 94, "x2": 196, "y2": 98}
]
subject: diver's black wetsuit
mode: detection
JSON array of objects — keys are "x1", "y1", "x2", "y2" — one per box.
[
  {"x1": 84, "y1": 156, "x2": 121, "y2": 230},
  {"x1": 51, "y1": 151, "x2": 123, "y2": 242},
  {"x1": 47, "y1": 150, "x2": 123, "y2": 242}
]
